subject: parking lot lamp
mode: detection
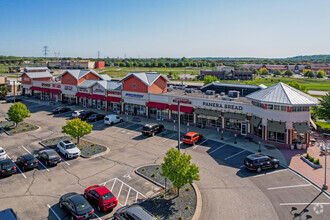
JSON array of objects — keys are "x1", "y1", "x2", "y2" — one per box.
[
  {"x1": 318, "y1": 140, "x2": 328, "y2": 190},
  {"x1": 234, "y1": 134, "x2": 237, "y2": 144},
  {"x1": 221, "y1": 130, "x2": 224, "y2": 140},
  {"x1": 178, "y1": 100, "x2": 181, "y2": 151},
  {"x1": 258, "y1": 141, "x2": 262, "y2": 152}
]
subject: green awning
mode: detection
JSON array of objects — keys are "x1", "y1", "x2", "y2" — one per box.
[
  {"x1": 293, "y1": 122, "x2": 311, "y2": 134},
  {"x1": 250, "y1": 116, "x2": 262, "y2": 127},
  {"x1": 267, "y1": 120, "x2": 286, "y2": 133},
  {"x1": 195, "y1": 108, "x2": 221, "y2": 117},
  {"x1": 223, "y1": 112, "x2": 246, "y2": 121}
]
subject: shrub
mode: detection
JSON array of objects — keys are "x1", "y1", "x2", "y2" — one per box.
[
  {"x1": 46, "y1": 140, "x2": 49, "y2": 143},
  {"x1": 160, "y1": 193, "x2": 165, "y2": 198},
  {"x1": 87, "y1": 152, "x2": 90, "y2": 155},
  {"x1": 314, "y1": 159, "x2": 321, "y2": 165},
  {"x1": 185, "y1": 205, "x2": 190, "y2": 210},
  {"x1": 178, "y1": 216, "x2": 183, "y2": 220},
  {"x1": 80, "y1": 147, "x2": 84, "y2": 150},
  {"x1": 151, "y1": 199, "x2": 156, "y2": 204},
  {"x1": 14, "y1": 131, "x2": 17, "y2": 133},
  {"x1": 31, "y1": 126, "x2": 35, "y2": 129},
  {"x1": 26, "y1": 124, "x2": 30, "y2": 127},
  {"x1": 99, "y1": 147, "x2": 103, "y2": 150},
  {"x1": 91, "y1": 143, "x2": 96, "y2": 146},
  {"x1": 185, "y1": 187, "x2": 191, "y2": 191},
  {"x1": 94, "y1": 150, "x2": 97, "y2": 153},
  {"x1": 6, "y1": 124, "x2": 10, "y2": 127},
  {"x1": 0, "y1": 121, "x2": 3, "y2": 123},
  {"x1": 309, "y1": 157, "x2": 314, "y2": 163},
  {"x1": 306, "y1": 153, "x2": 310, "y2": 160},
  {"x1": 152, "y1": 173, "x2": 156, "y2": 177},
  {"x1": 156, "y1": 216, "x2": 160, "y2": 219},
  {"x1": 54, "y1": 138, "x2": 57, "y2": 141},
  {"x1": 142, "y1": 168, "x2": 145, "y2": 171},
  {"x1": 23, "y1": 128, "x2": 27, "y2": 131},
  {"x1": 156, "y1": 166, "x2": 160, "y2": 170}
]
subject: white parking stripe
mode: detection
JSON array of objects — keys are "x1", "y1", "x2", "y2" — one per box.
[
  {"x1": 280, "y1": 203, "x2": 330, "y2": 206},
  {"x1": 162, "y1": 133, "x2": 177, "y2": 142},
  {"x1": 94, "y1": 213, "x2": 102, "y2": 220},
  {"x1": 47, "y1": 204, "x2": 61, "y2": 220},
  {"x1": 124, "y1": 187, "x2": 132, "y2": 206},
  {"x1": 110, "y1": 178, "x2": 117, "y2": 191},
  {"x1": 135, "y1": 126, "x2": 143, "y2": 131},
  {"x1": 193, "y1": 139, "x2": 208, "y2": 149},
  {"x1": 224, "y1": 150, "x2": 246, "y2": 160},
  {"x1": 240, "y1": 165, "x2": 245, "y2": 168},
  {"x1": 117, "y1": 182, "x2": 124, "y2": 200},
  {"x1": 21, "y1": 146, "x2": 50, "y2": 172},
  {"x1": 135, "y1": 192, "x2": 139, "y2": 202},
  {"x1": 60, "y1": 157, "x2": 70, "y2": 166},
  {"x1": 6, "y1": 155, "x2": 27, "y2": 178},
  {"x1": 267, "y1": 184, "x2": 312, "y2": 190},
  {"x1": 251, "y1": 169, "x2": 288, "y2": 178},
  {"x1": 120, "y1": 124, "x2": 135, "y2": 131},
  {"x1": 208, "y1": 144, "x2": 227, "y2": 154}
]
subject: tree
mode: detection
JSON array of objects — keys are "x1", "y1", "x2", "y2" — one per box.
[
  {"x1": 192, "y1": 62, "x2": 198, "y2": 67},
  {"x1": 0, "y1": 86, "x2": 8, "y2": 98},
  {"x1": 252, "y1": 68, "x2": 259, "y2": 76},
  {"x1": 317, "y1": 70, "x2": 326, "y2": 78},
  {"x1": 7, "y1": 102, "x2": 30, "y2": 128},
  {"x1": 273, "y1": 69, "x2": 282, "y2": 76},
  {"x1": 307, "y1": 71, "x2": 315, "y2": 78},
  {"x1": 119, "y1": 62, "x2": 126, "y2": 67},
  {"x1": 259, "y1": 68, "x2": 269, "y2": 75},
  {"x1": 171, "y1": 62, "x2": 177, "y2": 68},
  {"x1": 161, "y1": 148, "x2": 200, "y2": 196},
  {"x1": 284, "y1": 69, "x2": 293, "y2": 77},
  {"x1": 287, "y1": 82, "x2": 307, "y2": 93},
  {"x1": 315, "y1": 93, "x2": 330, "y2": 120},
  {"x1": 158, "y1": 61, "x2": 165, "y2": 67},
  {"x1": 203, "y1": 75, "x2": 218, "y2": 85},
  {"x1": 178, "y1": 61, "x2": 184, "y2": 67},
  {"x1": 62, "y1": 118, "x2": 93, "y2": 145}
]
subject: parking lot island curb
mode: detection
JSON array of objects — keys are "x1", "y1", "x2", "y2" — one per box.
[
  {"x1": 134, "y1": 164, "x2": 166, "y2": 189},
  {"x1": 191, "y1": 182, "x2": 202, "y2": 220},
  {"x1": 2, "y1": 122, "x2": 40, "y2": 136}
]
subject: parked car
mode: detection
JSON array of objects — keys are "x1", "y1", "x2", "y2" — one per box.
[
  {"x1": 59, "y1": 192, "x2": 94, "y2": 220},
  {"x1": 15, "y1": 154, "x2": 39, "y2": 171},
  {"x1": 0, "y1": 208, "x2": 20, "y2": 220},
  {"x1": 87, "y1": 114, "x2": 105, "y2": 122},
  {"x1": 52, "y1": 107, "x2": 71, "y2": 114},
  {"x1": 78, "y1": 111, "x2": 96, "y2": 121},
  {"x1": 57, "y1": 140, "x2": 81, "y2": 159},
  {"x1": 37, "y1": 149, "x2": 61, "y2": 166},
  {"x1": 6, "y1": 97, "x2": 22, "y2": 103},
  {"x1": 104, "y1": 115, "x2": 123, "y2": 125},
  {"x1": 0, "y1": 147, "x2": 7, "y2": 160},
  {"x1": 244, "y1": 153, "x2": 280, "y2": 173},
  {"x1": 183, "y1": 132, "x2": 203, "y2": 145},
  {"x1": 72, "y1": 110, "x2": 85, "y2": 118},
  {"x1": 84, "y1": 185, "x2": 118, "y2": 212},
  {"x1": 0, "y1": 159, "x2": 16, "y2": 177},
  {"x1": 112, "y1": 205, "x2": 156, "y2": 220},
  {"x1": 141, "y1": 123, "x2": 164, "y2": 137}
]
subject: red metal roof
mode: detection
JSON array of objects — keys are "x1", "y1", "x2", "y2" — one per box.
[
  {"x1": 169, "y1": 105, "x2": 194, "y2": 113},
  {"x1": 90, "y1": 94, "x2": 105, "y2": 100},
  {"x1": 76, "y1": 92, "x2": 90, "y2": 98},
  {"x1": 105, "y1": 96, "x2": 121, "y2": 103},
  {"x1": 49, "y1": 89, "x2": 61, "y2": 94},
  {"x1": 146, "y1": 101, "x2": 169, "y2": 110}
]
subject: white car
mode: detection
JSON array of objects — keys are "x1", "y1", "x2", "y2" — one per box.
[
  {"x1": 57, "y1": 140, "x2": 81, "y2": 159},
  {"x1": 72, "y1": 110, "x2": 84, "y2": 118},
  {"x1": 104, "y1": 114, "x2": 123, "y2": 125},
  {"x1": 0, "y1": 147, "x2": 7, "y2": 160}
]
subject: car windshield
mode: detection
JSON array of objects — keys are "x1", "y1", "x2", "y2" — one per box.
[
  {"x1": 245, "y1": 158, "x2": 253, "y2": 163},
  {"x1": 101, "y1": 192, "x2": 114, "y2": 201},
  {"x1": 65, "y1": 144, "x2": 75, "y2": 149},
  {"x1": 143, "y1": 126, "x2": 150, "y2": 131},
  {"x1": 0, "y1": 149, "x2": 4, "y2": 153},
  {"x1": 1, "y1": 161, "x2": 13, "y2": 169},
  {"x1": 75, "y1": 201, "x2": 90, "y2": 212},
  {"x1": 47, "y1": 151, "x2": 58, "y2": 159},
  {"x1": 184, "y1": 135, "x2": 191, "y2": 139}
]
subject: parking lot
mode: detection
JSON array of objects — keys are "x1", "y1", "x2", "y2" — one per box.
[{"x1": 1, "y1": 99, "x2": 330, "y2": 219}]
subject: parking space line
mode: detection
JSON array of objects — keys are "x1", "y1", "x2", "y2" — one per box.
[
  {"x1": 240, "y1": 165, "x2": 245, "y2": 168},
  {"x1": 110, "y1": 178, "x2": 117, "y2": 191},
  {"x1": 280, "y1": 202, "x2": 330, "y2": 206},
  {"x1": 47, "y1": 204, "x2": 61, "y2": 220},
  {"x1": 124, "y1": 187, "x2": 132, "y2": 206},
  {"x1": 117, "y1": 182, "x2": 124, "y2": 200},
  {"x1": 21, "y1": 146, "x2": 49, "y2": 172},
  {"x1": 134, "y1": 126, "x2": 143, "y2": 131},
  {"x1": 94, "y1": 213, "x2": 102, "y2": 220},
  {"x1": 120, "y1": 124, "x2": 135, "y2": 131},
  {"x1": 224, "y1": 150, "x2": 246, "y2": 160},
  {"x1": 208, "y1": 144, "x2": 227, "y2": 154},
  {"x1": 162, "y1": 133, "x2": 177, "y2": 142},
  {"x1": 267, "y1": 184, "x2": 312, "y2": 190},
  {"x1": 193, "y1": 139, "x2": 208, "y2": 149},
  {"x1": 60, "y1": 157, "x2": 70, "y2": 166},
  {"x1": 6, "y1": 154, "x2": 27, "y2": 179},
  {"x1": 135, "y1": 193, "x2": 139, "y2": 202},
  {"x1": 251, "y1": 168, "x2": 288, "y2": 178}
]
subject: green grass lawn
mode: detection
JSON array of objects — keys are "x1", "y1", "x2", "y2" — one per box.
[{"x1": 315, "y1": 121, "x2": 330, "y2": 130}]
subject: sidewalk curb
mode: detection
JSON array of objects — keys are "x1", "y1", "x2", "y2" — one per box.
[
  {"x1": 286, "y1": 165, "x2": 330, "y2": 198},
  {"x1": 134, "y1": 164, "x2": 166, "y2": 189}
]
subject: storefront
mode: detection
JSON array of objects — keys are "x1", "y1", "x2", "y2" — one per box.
[
  {"x1": 123, "y1": 92, "x2": 148, "y2": 116},
  {"x1": 223, "y1": 112, "x2": 247, "y2": 135},
  {"x1": 76, "y1": 92, "x2": 90, "y2": 107},
  {"x1": 169, "y1": 104, "x2": 194, "y2": 124},
  {"x1": 105, "y1": 96, "x2": 122, "y2": 113},
  {"x1": 249, "y1": 116, "x2": 262, "y2": 138},
  {"x1": 292, "y1": 122, "x2": 310, "y2": 148},
  {"x1": 267, "y1": 120, "x2": 286, "y2": 144},
  {"x1": 90, "y1": 94, "x2": 105, "y2": 109},
  {"x1": 146, "y1": 101, "x2": 169, "y2": 120},
  {"x1": 62, "y1": 85, "x2": 77, "y2": 104},
  {"x1": 195, "y1": 108, "x2": 222, "y2": 129}
]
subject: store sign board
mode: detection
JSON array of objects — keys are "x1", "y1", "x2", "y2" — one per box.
[
  {"x1": 173, "y1": 98, "x2": 191, "y2": 104},
  {"x1": 64, "y1": 85, "x2": 73, "y2": 90},
  {"x1": 124, "y1": 92, "x2": 145, "y2": 99},
  {"x1": 52, "y1": 84, "x2": 61, "y2": 88},
  {"x1": 93, "y1": 85, "x2": 105, "y2": 94},
  {"x1": 78, "y1": 88, "x2": 89, "y2": 93},
  {"x1": 108, "y1": 91, "x2": 121, "y2": 96},
  {"x1": 201, "y1": 101, "x2": 243, "y2": 110},
  {"x1": 41, "y1": 83, "x2": 50, "y2": 88}
]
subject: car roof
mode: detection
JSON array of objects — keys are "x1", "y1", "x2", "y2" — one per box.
[
  {"x1": 0, "y1": 159, "x2": 12, "y2": 164},
  {"x1": 246, "y1": 153, "x2": 268, "y2": 160},
  {"x1": 185, "y1": 132, "x2": 199, "y2": 136},
  {"x1": 144, "y1": 123, "x2": 158, "y2": 127},
  {"x1": 93, "y1": 186, "x2": 110, "y2": 195},
  {"x1": 22, "y1": 154, "x2": 35, "y2": 160},
  {"x1": 69, "y1": 194, "x2": 86, "y2": 204},
  {"x1": 62, "y1": 140, "x2": 73, "y2": 144},
  {"x1": 125, "y1": 206, "x2": 155, "y2": 220}
]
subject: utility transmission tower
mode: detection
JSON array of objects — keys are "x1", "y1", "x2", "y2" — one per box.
[
  {"x1": 97, "y1": 51, "x2": 100, "y2": 59},
  {"x1": 43, "y1": 46, "x2": 48, "y2": 59}
]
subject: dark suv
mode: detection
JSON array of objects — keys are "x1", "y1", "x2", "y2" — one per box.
[
  {"x1": 0, "y1": 159, "x2": 16, "y2": 177},
  {"x1": 141, "y1": 123, "x2": 164, "y2": 137},
  {"x1": 244, "y1": 153, "x2": 280, "y2": 173}
]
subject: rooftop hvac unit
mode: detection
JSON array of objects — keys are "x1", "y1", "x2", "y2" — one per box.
[
  {"x1": 222, "y1": 97, "x2": 233, "y2": 101},
  {"x1": 228, "y1": 90, "x2": 240, "y2": 98},
  {"x1": 205, "y1": 90, "x2": 215, "y2": 95}
]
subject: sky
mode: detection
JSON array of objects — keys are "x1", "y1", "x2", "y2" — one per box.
[{"x1": 0, "y1": 0, "x2": 330, "y2": 58}]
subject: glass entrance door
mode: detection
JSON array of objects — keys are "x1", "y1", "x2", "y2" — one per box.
[
  {"x1": 156, "y1": 110, "x2": 161, "y2": 120},
  {"x1": 241, "y1": 122, "x2": 247, "y2": 136},
  {"x1": 83, "y1": 98, "x2": 86, "y2": 107}
]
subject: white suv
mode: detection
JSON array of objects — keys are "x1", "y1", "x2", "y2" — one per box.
[
  {"x1": 72, "y1": 110, "x2": 84, "y2": 118},
  {"x1": 57, "y1": 140, "x2": 81, "y2": 159},
  {"x1": 104, "y1": 115, "x2": 123, "y2": 125},
  {"x1": 0, "y1": 147, "x2": 7, "y2": 160}
]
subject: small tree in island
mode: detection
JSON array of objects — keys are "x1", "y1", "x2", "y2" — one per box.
[
  {"x1": 161, "y1": 148, "x2": 200, "y2": 196},
  {"x1": 7, "y1": 102, "x2": 30, "y2": 128},
  {"x1": 62, "y1": 118, "x2": 93, "y2": 145}
]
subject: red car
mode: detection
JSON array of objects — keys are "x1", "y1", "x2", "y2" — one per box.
[
  {"x1": 183, "y1": 132, "x2": 203, "y2": 145},
  {"x1": 84, "y1": 185, "x2": 118, "y2": 212}
]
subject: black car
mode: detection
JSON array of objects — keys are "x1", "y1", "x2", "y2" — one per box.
[
  {"x1": 244, "y1": 153, "x2": 280, "y2": 173},
  {"x1": 0, "y1": 159, "x2": 16, "y2": 177},
  {"x1": 38, "y1": 149, "x2": 61, "y2": 166},
  {"x1": 16, "y1": 154, "x2": 39, "y2": 171},
  {"x1": 6, "y1": 97, "x2": 22, "y2": 103},
  {"x1": 78, "y1": 111, "x2": 96, "y2": 121},
  {"x1": 86, "y1": 114, "x2": 105, "y2": 122},
  {"x1": 59, "y1": 192, "x2": 94, "y2": 220},
  {"x1": 141, "y1": 123, "x2": 164, "y2": 137},
  {"x1": 52, "y1": 107, "x2": 71, "y2": 114},
  {"x1": 113, "y1": 205, "x2": 156, "y2": 220}
]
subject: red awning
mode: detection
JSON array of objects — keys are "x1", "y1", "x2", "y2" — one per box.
[
  {"x1": 90, "y1": 94, "x2": 105, "y2": 100},
  {"x1": 39, "y1": 88, "x2": 50, "y2": 92},
  {"x1": 76, "y1": 92, "x2": 90, "y2": 98},
  {"x1": 105, "y1": 96, "x2": 121, "y2": 103},
  {"x1": 169, "y1": 105, "x2": 194, "y2": 113},
  {"x1": 49, "y1": 89, "x2": 61, "y2": 94},
  {"x1": 146, "y1": 102, "x2": 169, "y2": 110},
  {"x1": 30, "y1": 86, "x2": 40, "y2": 91}
]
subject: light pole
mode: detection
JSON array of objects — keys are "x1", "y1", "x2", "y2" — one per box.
[
  {"x1": 258, "y1": 141, "x2": 262, "y2": 152},
  {"x1": 221, "y1": 130, "x2": 224, "y2": 140},
  {"x1": 234, "y1": 134, "x2": 237, "y2": 144},
  {"x1": 318, "y1": 140, "x2": 328, "y2": 190},
  {"x1": 178, "y1": 100, "x2": 181, "y2": 151}
]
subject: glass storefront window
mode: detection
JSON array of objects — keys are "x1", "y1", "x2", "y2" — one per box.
[
  {"x1": 149, "y1": 108, "x2": 169, "y2": 120},
  {"x1": 197, "y1": 116, "x2": 221, "y2": 128},
  {"x1": 253, "y1": 126, "x2": 262, "y2": 138},
  {"x1": 225, "y1": 119, "x2": 241, "y2": 131},
  {"x1": 172, "y1": 112, "x2": 193, "y2": 124},
  {"x1": 292, "y1": 130, "x2": 306, "y2": 144},
  {"x1": 125, "y1": 104, "x2": 146, "y2": 116},
  {"x1": 268, "y1": 131, "x2": 285, "y2": 143}
]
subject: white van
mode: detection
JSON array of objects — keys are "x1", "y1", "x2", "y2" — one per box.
[{"x1": 104, "y1": 114, "x2": 123, "y2": 125}]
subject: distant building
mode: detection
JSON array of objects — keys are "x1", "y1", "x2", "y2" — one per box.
[
  {"x1": 200, "y1": 69, "x2": 252, "y2": 80},
  {"x1": 36, "y1": 60, "x2": 105, "y2": 70},
  {"x1": 0, "y1": 75, "x2": 7, "y2": 88}
]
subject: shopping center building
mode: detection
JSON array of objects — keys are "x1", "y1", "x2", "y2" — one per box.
[{"x1": 21, "y1": 68, "x2": 318, "y2": 149}]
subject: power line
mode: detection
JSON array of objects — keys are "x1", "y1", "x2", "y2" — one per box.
[
  {"x1": 43, "y1": 46, "x2": 48, "y2": 59},
  {"x1": 97, "y1": 51, "x2": 100, "y2": 59}
]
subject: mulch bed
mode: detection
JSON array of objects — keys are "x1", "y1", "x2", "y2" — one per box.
[
  {"x1": 40, "y1": 136, "x2": 107, "y2": 158},
  {"x1": 136, "y1": 165, "x2": 197, "y2": 220},
  {"x1": 0, "y1": 120, "x2": 39, "y2": 135}
]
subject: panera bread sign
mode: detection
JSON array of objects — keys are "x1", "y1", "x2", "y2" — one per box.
[{"x1": 202, "y1": 101, "x2": 243, "y2": 110}]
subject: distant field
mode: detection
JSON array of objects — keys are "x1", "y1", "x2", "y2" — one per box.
[{"x1": 315, "y1": 121, "x2": 330, "y2": 130}]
